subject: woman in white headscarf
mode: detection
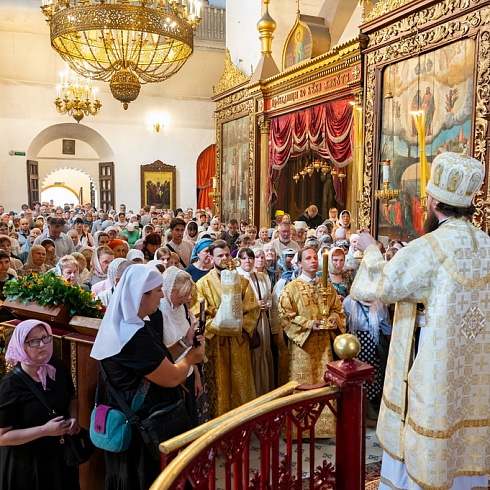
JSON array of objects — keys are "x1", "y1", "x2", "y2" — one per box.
[
  {"x1": 83, "y1": 246, "x2": 114, "y2": 292},
  {"x1": 159, "y1": 267, "x2": 207, "y2": 427},
  {"x1": 237, "y1": 248, "x2": 274, "y2": 395},
  {"x1": 91, "y1": 265, "x2": 205, "y2": 490}
]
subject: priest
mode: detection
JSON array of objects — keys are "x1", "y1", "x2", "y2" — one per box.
[{"x1": 353, "y1": 151, "x2": 489, "y2": 490}]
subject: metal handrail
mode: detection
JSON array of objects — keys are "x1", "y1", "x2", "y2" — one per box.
[
  {"x1": 159, "y1": 380, "x2": 300, "y2": 456},
  {"x1": 151, "y1": 385, "x2": 340, "y2": 489}
]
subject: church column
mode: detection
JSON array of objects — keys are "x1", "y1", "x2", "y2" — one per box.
[{"x1": 258, "y1": 114, "x2": 271, "y2": 228}]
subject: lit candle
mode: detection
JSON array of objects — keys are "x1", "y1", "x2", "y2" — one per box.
[{"x1": 322, "y1": 252, "x2": 329, "y2": 289}]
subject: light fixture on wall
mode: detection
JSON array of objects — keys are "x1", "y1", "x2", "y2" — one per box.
[
  {"x1": 41, "y1": 0, "x2": 202, "y2": 110},
  {"x1": 146, "y1": 111, "x2": 170, "y2": 133},
  {"x1": 55, "y1": 66, "x2": 101, "y2": 123}
]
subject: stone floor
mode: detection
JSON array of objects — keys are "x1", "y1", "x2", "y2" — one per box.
[{"x1": 215, "y1": 418, "x2": 382, "y2": 489}]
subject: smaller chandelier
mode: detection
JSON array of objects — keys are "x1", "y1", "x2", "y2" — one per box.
[
  {"x1": 55, "y1": 66, "x2": 101, "y2": 123},
  {"x1": 41, "y1": 0, "x2": 202, "y2": 109}
]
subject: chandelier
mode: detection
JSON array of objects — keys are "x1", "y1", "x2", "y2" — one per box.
[
  {"x1": 41, "y1": 0, "x2": 202, "y2": 109},
  {"x1": 55, "y1": 66, "x2": 101, "y2": 122}
]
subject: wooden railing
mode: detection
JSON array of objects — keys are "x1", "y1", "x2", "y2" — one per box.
[{"x1": 151, "y1": 356, "x2": 374, "y2": 490}]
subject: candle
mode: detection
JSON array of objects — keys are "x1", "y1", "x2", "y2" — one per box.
[
  {"x1": 382, "y1": 161, "x2": 390, "y2": 183},
  {"x1": 322, "y1": 252, "x2": 329, "y2": 289},
  {"x1": 212, "y1": 177, "x2": 217, "y2": 189}
]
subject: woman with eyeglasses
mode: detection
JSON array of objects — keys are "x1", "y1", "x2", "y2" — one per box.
[{"x1": 0, "y1": 320, "x2": 80, "y2": 490}]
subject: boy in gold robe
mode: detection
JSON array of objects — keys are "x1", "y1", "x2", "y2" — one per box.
[
  {"x1": 193, "y1": 240, "x2": 260, "y2": 418},
  {"x1": 278, "y1": 247, "x2": 345, "y2": 438}
]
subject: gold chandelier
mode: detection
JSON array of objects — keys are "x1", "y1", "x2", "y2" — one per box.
[
  {"x1": 55, "y1": 66, "x2": 101, "y2": 122},
  {"x1": 41, "y1": 0, "x2": 202, "y2": 109}
]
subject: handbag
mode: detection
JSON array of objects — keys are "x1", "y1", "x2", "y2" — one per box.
[
  {"x1": 60, "y1": 428, "x2": 95, "y2": 467},
  {"x1": 89, "y1": 363, "x2": 142, "y2": 453},
  {"x1": 137, "y1": 399, "x2": 191, "y2": 460},
  {"x1": 13, "y1": 366, "x2": 94, "y2": 467},
  {"x1": 91, "y1": 362, "x2": 190, "y2": 460}
]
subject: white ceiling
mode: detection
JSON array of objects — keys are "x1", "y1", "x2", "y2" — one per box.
[{"x1": 0, "y1": 0, "x2": 226, "y2": 101}]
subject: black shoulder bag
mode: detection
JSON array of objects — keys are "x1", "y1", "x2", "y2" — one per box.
[{"x1": 13, "y1": 365, "x2": 94, "y2": 467}]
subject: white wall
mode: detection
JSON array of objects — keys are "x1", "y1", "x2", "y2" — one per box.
[{"x1": 0, "y1": 1, "x2": 218, "y2": 213}]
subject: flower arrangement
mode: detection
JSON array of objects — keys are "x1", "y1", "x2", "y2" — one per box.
[{"x1": 3, "y1": 270, "x2": 104, "y2": 319}]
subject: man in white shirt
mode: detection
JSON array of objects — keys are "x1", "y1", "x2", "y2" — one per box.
[
  {"x1": 270, "y1": 222, "x2": 301, "y2": 256},
  {"x1": 167, "y1": 218, "x2": 193, "y2": 268}
]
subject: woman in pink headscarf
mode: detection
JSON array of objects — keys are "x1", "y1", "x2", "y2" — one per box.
[{"x1": 0, "y1": 320, "x2": 80, "y2": 489}]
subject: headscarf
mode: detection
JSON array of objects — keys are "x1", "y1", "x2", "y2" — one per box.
[
  {"x1": 278, "y1": 248, "x2": 297, "y2": 272},
  {"x1": 315, "y1": 225, "x2": 329, "y2": 239},
  {"x1": 349, "y1": 299, "x2": 380, "y2": 344},
  {"x1": 127, "y1": 249, "x2": 144, "y2": 262},
  {"x1": 40, "y1": 238, "x2": 58, "y2": 267},
  {"x1": 108, "y1": 239, "x2": 126, "y2": 250},
  {"x1": 24, "y1": 245, "x2": 47, "y2": 273},
  {"x1": 91, "y1": 246, "x2": 111, "y2": 278},
  {"x1": 107, "y1": 258, "x2": 127, "y2": 288},
  {"x1": 348, "y1": 233, "x2": 359, "y2": 256},
  {"x1": 183, "y1": 222, "x2": 198, "y2": 244},
  {"x1": 191, "y1": 238, "x2": 213, "y2": 261},
  {"x1": 91, "y1": 265, "x2": 163, "y2": 360},
  {"x1": 328, "y1": 246, "x2": 345, "y2": 274},
  {"x1": 92, "y1": 230, "x2": 105, "y2": 248},
  {"x1": 339, "y1": 210, "x2": 351, "y2": 228},
  {"x1": 6, "y1": 320, "x2": 56, "y2": 390},
  {"x1": 158, "y1": 267, "x2": 194, "y2": 363}
]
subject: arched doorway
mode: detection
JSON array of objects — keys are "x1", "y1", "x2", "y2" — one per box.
[
  {"x1": 25, "y1": 123, "x2": 115, "y2": 209},
  {"x1": 41, "y1": 167, "x2": 97, "y2": 207}
]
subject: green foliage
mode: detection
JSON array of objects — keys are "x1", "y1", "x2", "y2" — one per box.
[{"x1": 3, "y1": 270, "x2": 104, "y2": 319}]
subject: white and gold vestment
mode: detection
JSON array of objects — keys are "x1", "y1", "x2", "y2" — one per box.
[{"x1": 351, "y1": 218, "x2": 490, "y2": 489}]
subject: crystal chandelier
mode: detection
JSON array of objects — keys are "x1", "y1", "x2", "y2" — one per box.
[
  {"x1": 55, "y1": 66, "x2": 101, "y2": 122},
  {"x1": 41, "y1": 0, "x2": 202, "y2": 110}
]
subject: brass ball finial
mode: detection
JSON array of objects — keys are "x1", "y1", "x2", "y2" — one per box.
[{"x1": 333, "y1": 334, "x2": 361, "y2": 360}]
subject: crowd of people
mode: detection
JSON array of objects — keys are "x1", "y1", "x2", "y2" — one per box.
[{"x1": 0, "y1": 151, "x2": 488, "y2": 490}]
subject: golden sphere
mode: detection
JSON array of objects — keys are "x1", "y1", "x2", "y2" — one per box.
[{"x1": 333, "y1": 334, "x2": 361, "y2": 360}]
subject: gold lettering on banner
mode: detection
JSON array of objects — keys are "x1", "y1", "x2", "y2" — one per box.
[{"x1": 267, "y1": 68, "x2": 355, "y2": 110}]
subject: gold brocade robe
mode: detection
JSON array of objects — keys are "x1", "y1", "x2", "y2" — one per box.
[
  {"x1": 351, "y1": 218, "x2": 490, "y2": 490},
  {"x1": 193, "y1": 270, "x2": 260, "y2": 418},
  {"x1": 278, "y1": 278, "x2": 345, "y2": 438}
]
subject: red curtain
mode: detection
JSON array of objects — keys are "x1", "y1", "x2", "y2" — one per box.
[
  {"x1": 196, "y1": 144, "x2": 216, "y2": 210},
  {"x1": 267, "y1": 96, "x2": 354, "y2": 203}
]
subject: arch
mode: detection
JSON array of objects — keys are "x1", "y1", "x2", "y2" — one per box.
[
  {"x1": 41, "y1": 166, "x2": 97, "y2": 192},
  {"x1": 26, "y1": 123, "x2": 115, "y2": 162},
  {"x1": 41, "y1": 167, "x2": 98, "y2": 206}
]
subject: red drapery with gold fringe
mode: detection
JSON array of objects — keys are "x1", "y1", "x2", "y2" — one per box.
[
  {"x1": 267, "y1": 97, "x2": 354, "y2": 203},
  {"x1": 196, "y1": 144, "x2": 216, "y2": 210}
]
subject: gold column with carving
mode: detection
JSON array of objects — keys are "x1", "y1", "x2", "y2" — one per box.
[{"x1": 258, "y1": 114, "x2": 271, "y2": 228}]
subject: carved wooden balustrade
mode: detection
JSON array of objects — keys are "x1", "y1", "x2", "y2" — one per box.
[{"x1": 151, "y1": 355, "x2": 374, "y2": 490}]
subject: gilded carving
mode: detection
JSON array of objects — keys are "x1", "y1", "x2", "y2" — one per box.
[
  {"x1": 361, "y1": 2, "x2": 490, "y2": 231},
  {"x1": 363, "y1": 0, "x2": 415, "y2": 23},
  {"x1": 213, "y1": 49, "x2": 250, "y2": 96},
  {"x1": 214, "y1": 84, "x2": 255, "y2": 222},
  {"x1": 70, "y1": 340, "x2": 77, "y2": 394}
]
